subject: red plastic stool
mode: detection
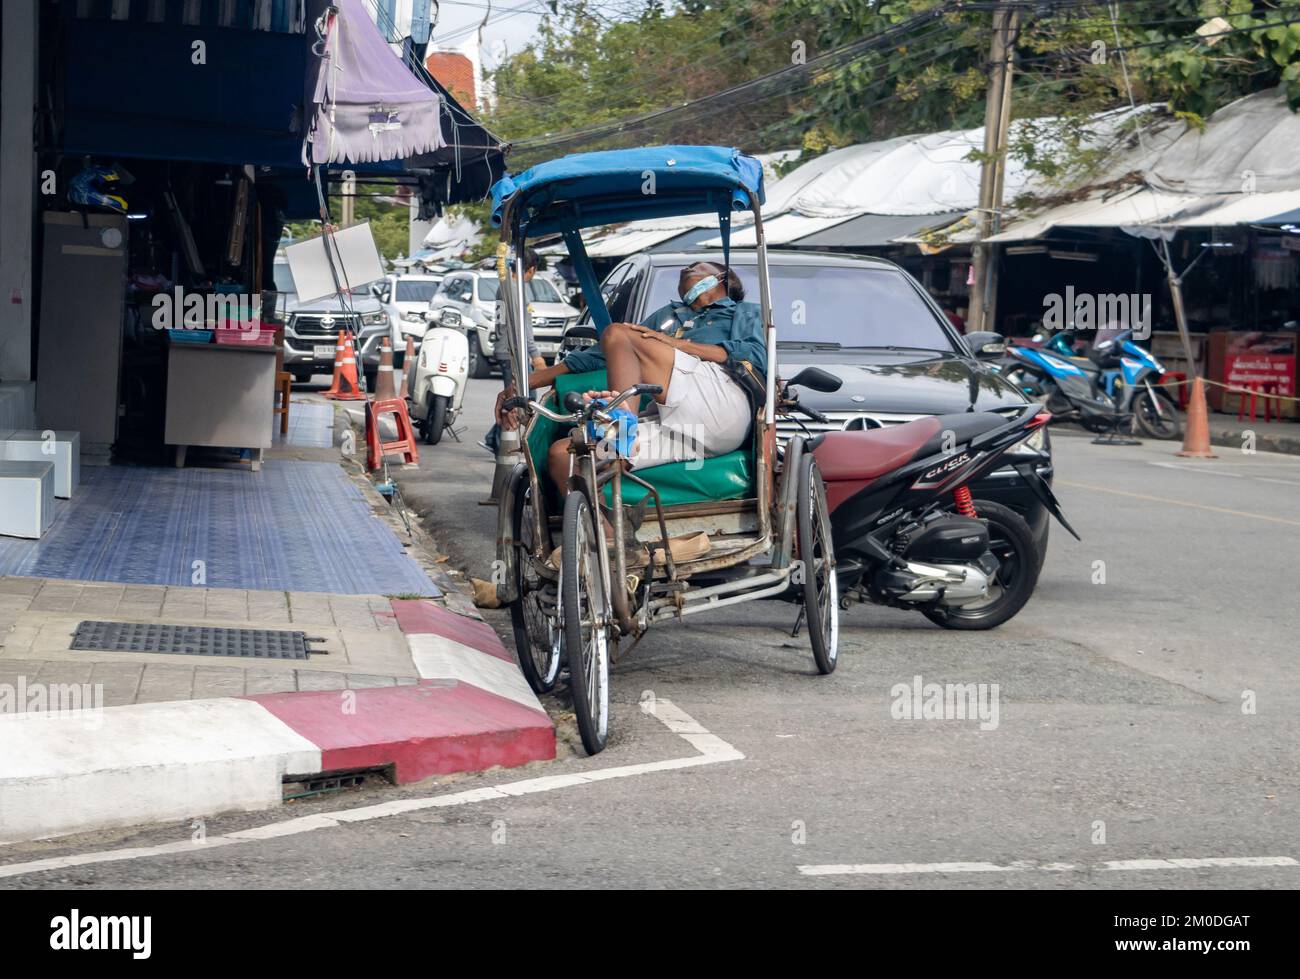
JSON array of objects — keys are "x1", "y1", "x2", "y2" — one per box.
[
  {"x1": 365, "y1": 397, "x2": 420, "y2": 470},
  {"x1": 1235, "y1": 382, "x2": 1279, "y2": 424}
]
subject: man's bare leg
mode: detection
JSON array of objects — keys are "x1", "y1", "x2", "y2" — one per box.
[{"x1": 601, "y1": 322, "x2": 675, "y2": 403}]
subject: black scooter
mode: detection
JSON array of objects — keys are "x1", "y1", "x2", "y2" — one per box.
[{"x1": 784, "y1": 371, "x2": 1078, "y2": 630}]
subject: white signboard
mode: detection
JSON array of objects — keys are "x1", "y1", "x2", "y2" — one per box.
[{"x1": 283, "y1": 222, "x2": 386, "y2": 304}]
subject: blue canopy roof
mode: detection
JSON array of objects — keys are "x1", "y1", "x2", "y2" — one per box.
[{"x1": 491, "y1": 146, "x2": 764, "y2": 236}]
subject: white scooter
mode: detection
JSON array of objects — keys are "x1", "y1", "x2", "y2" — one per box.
[{"x1": 406, "y1": 310, "x2": 469, "y2": 446}]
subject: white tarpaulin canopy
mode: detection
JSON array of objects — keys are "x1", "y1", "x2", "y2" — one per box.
[
  {"x1": 419, "y1": 214, "x2": 480, "y2": 260},
  {"x1": 984, "y1": 88, "x2": 1300, "y2": 241},
  {"x1": 705, "y1": 109, "x2": 1147, "y2": 248}
]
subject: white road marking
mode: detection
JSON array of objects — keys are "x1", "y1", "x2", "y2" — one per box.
[
  {"x1": 802, "y1": 862, "x2": 1013, "y2": 876},
  {"x1": 1148, "y1": 460, "x2": 1300, "y2": 487},
  {"x1": 799, "y1": 856, "x2": 1297, "y2": 876},
  {"x1": 1056, "y1": 479, "x2": 1300, "y2": 528},
  {"x1": 1103, "y1": 856, "x2": 1297, "y2": 871},
  {"x1": 0, "y1": 699, "x2": 741, "y2": 880}
]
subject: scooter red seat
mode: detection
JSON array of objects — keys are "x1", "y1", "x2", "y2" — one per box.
[{"x1": 815, "y1": 416, "x2": 944, "y2": 480}]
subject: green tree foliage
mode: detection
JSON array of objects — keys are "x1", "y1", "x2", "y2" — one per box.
[
  {"x1": 285, "y1": 191, "x2": 414, "y2": 265},
  {"x1": 487, "y1": 0, "x2": 1300, "y2": 170}
]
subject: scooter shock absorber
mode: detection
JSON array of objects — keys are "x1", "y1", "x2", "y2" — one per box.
[{"x1": 952, "y1": 484, "x2": 977, "y2": 517}]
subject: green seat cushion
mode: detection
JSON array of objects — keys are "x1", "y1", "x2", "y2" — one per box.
[
  {"x1": 526, "y1": 369, "x2": 755, "y2": 508},
  {"x1": 602, "y1": 449, "x2": 753, "y2": 508}
]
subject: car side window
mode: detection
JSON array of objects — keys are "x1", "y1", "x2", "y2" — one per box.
[
  {"x1": 605, "y1": 264, "x2": 638, "y2": 323},
  {"x1": 579, "y1": 265, "x2": 627, "y2": 325}
]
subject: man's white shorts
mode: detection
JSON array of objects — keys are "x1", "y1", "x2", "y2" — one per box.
[{"x1": 629, "y1": 349, "x2": 752, "y2": 470}]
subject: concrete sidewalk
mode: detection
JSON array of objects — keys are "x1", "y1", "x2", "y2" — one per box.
[
  {"x1": 0, "y1": 394, "x2": 554, "y2": 845},
  {"x1": 1203, "y1": 412, "x2": 1300, "y2": 455},
  {"x1": 1053, "y1": 410, "x2": 1300, "y2": 455},
  {"x1": 0, "y1": 579, "x2": 555, "y2": 844}
]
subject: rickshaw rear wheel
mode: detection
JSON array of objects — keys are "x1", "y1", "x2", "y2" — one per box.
[
  {"x1": 562, "y1": 490, "x2": 611, "y2": 755},
  {"x1": 797, "y1": 453, "x2": 839, "y2": 675},
  {"x1": 508, "y1": 473, "x2": 561, "y2": 694}
]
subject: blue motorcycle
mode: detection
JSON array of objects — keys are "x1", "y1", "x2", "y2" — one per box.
[{"x1": 1000, "y1": 330, "x2": 1182, "y2": 440}]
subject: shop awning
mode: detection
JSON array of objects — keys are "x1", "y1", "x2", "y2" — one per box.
[
  {"x1": 1258, "y1": 207, "x2": 1300, "y2": 227},
  {"x1": 303, "y1": 0, "x2": 445, "y2": 165},
  {"x1": 794, "y1": 211, "x2": 965, "y2": 247},
  {"x1": 1168, "y1": 190, "x2": 1300, "y2": 227},
  {"x1": 984, "y1": 188, "x2": 1197, "y2": 242},
  {"x1": 58, "y1": 15, "x2": 311, "y2": 169}
]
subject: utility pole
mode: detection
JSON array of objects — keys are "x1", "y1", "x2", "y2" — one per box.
[
  {"x1": 340, "y1": 171, "x2": 356, "y2": 228},
  {"x1": 968, "y1": 4, "x2": 1022, "y2": 333}
]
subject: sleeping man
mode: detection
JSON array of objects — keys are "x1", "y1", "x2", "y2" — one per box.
[{"x1": 495, "y1": 260, "x2": 765, "y2": 494}]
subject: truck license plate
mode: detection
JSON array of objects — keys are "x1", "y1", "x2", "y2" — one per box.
[{"x1": 314, "y1": 344, "x2": 336, "y2": 359}]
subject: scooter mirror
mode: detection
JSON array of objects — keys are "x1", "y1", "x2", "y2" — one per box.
[{"x1": 787, "y1": 366, "x2": 842, "y2": 393}]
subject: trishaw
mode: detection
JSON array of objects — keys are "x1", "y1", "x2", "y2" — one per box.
[{"x1": 490, "y1": 146, "x2": 840, "y2": 754}]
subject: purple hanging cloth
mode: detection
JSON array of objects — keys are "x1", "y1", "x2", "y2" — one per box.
[{"x1": 304, "y1": 0, "x2": 445, "y2": 165}]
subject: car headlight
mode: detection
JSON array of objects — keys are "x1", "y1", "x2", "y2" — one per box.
[
  {"x1": 361, "y1": 311, "x2": 388, "y2": 328},
  {"x1": 402, "y1": 310, "x2": 425, "y2": 322}
]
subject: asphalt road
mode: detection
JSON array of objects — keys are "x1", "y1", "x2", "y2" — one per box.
[{"x1": 4, "y1": 374, "x2": 1298, "y2": 889}]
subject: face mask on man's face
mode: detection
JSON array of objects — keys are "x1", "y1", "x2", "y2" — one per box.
[{"x1": 681, "y1": 274, "x2": 720, "y2": 305}]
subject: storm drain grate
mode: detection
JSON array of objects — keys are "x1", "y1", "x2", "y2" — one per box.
[{"x1": 70, "y1": 621, "x2": 325, "y2": 660}]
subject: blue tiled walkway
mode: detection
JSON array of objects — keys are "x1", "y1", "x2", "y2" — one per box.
[
  {"x1": 274, "y1": 401, "x2": 336, "y2": 448},
  {"x1": 0, "y1": 461, "x2": 438, "y2": 596}
]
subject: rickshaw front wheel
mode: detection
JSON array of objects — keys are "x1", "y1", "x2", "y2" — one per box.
[
  {"x1": 509, "y1": 477, "x2": 561, "y2": 694},
  {"x1": 562, "y1": 490, "x2": 611, "y2": 755},
  {"x1": 797, "y1": 453, "x2": 839, "y2": 675}
]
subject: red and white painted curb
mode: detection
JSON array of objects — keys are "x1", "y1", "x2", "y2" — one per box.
[{"x1": 0, "y1": 600, "x2": 554, "y2": 845}]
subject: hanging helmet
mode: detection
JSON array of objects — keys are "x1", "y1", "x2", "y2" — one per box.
[{"x1": 69, "y1": 164, "x2": 129, "y2": 213}]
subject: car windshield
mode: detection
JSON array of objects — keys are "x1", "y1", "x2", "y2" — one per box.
[
  {"x1": 395, "y1": 279, "x2": 442, "y2": 302},
  {"x1": 642, "y1": 263, "x2": 957, "y2": 352},
  {"x1": 272, "y1": 263, "x2": 295, "y2": 294},
  {"x1": 478, "y1": 277, "x2": 563, "y2": 303}
]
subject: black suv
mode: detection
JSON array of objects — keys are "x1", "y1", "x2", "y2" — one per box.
[{"x1": 559, "y1": 249, "x2": 1054, "y2": 555}]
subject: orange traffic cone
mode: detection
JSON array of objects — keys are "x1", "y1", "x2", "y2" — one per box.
[
  {"x1": 323, "y1": 331, "x2": 365, "y2": 401},
  {"x1": 399, "y1": 337, "x2": 415, "y2": 401},
  {"x1": 1177, "y1": 376, "x2": 1217, "y2": 458},
  {"x1": 373, "y1": 337, "x2": 397, "y2": 401},
  {"x1": 365, "y1": 397, "x2": 419, "y2": 470}
]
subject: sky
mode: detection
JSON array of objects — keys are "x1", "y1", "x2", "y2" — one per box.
[
  {"x1": 428, "y1": 1, "x2": 553, "y2": 70},
  {"x1": 428, "y1": 0, "x2": 653, "y2": 71}
]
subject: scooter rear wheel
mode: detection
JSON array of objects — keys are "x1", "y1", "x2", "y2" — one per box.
[
  {"x1": 422, "y1": 393, "x2": 448, "y2": 445},
  {"x1": 922, "y1": 500, "x2": 1039, "y2": 631}
]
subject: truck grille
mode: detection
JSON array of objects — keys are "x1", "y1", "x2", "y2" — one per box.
[{"x1": 289, "y1": 313, "x2": 362, "y2": 341}]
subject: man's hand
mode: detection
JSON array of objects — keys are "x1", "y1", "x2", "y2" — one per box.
[
  {"x1": 531, "y1": 355, "x2": 546, "y2": 371},
  {"x1": 627, "y1": 324, "x2": 678, "y2": 347},
  {"x1": 495, "y1": 384, "x2": 521, "y2": 430}
]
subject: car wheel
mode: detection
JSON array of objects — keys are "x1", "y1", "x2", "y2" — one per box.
[{"x1": 467, "y1": 334, "x2": 492, "y2": 379}]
